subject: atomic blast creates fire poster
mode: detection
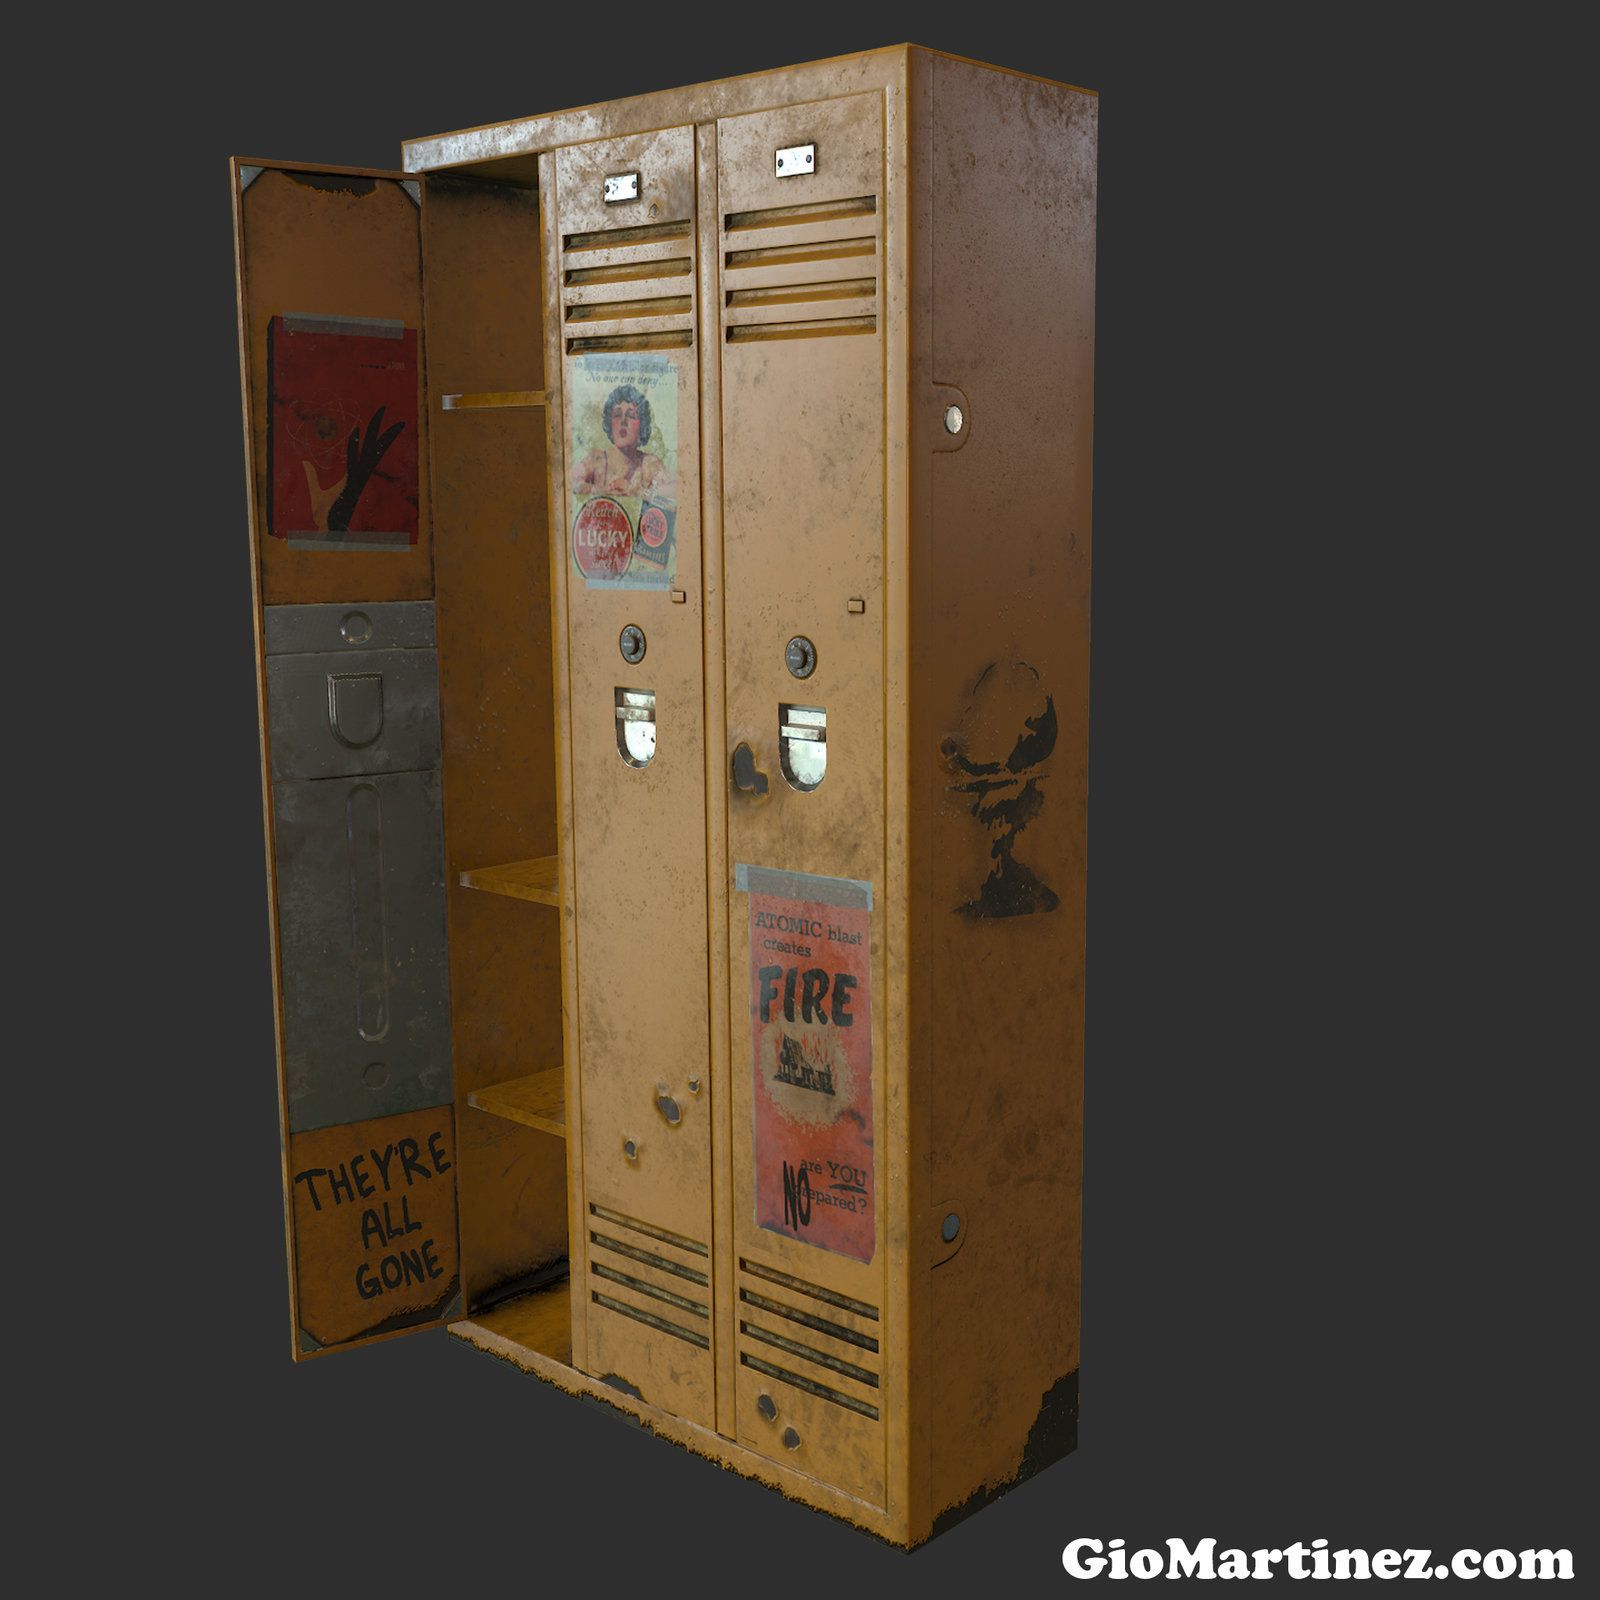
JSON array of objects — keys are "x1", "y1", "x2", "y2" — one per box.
[
  {"x1": 567, "y1": 352, "x2": 679, "y2": 589},
  {"x1": 266, "y1": 313, "x2": 420, "y2": 550},
  {"x1": 741, "y1": 864, "x2": 875, "y2": 1264}
]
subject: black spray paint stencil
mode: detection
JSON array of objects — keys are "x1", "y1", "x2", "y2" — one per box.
[{"x1": 950, "y1": 661, "x2": 1060, "y2": 919}]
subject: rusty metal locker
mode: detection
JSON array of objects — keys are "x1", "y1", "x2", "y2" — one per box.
[
  {"x1": 235, "y1": 45, "x2": 1095, "y2": 1545},
  {"x1": 549, "y1": 124, "x2": 719, "y2": 1428}
]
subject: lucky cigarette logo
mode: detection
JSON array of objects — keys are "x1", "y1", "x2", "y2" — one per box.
[
  {"x1": 571, "y1": 495, "x2": 633, "y2": 579},
  {"x1": 567, "y1": 354, "x2": 679, "y2": 587}
]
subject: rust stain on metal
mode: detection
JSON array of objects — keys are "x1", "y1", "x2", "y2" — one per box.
[{"x1": 240, "y1": 44, "x2": 1095, "y2": 1546}]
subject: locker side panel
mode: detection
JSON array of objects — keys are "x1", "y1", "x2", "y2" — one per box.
[
  {"x1": 909, "y1": 58, "x2": 1097, "y2": 1527},
  {"x1": 552, "y1": 127, "x2": 717, "y2": 1426}
]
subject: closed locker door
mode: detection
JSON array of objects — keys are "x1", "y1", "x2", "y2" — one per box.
[
  {"x1": 715, "y1": 94, "x2": 891, "y2": 1504},
  {"x1": 553, "y1": 127, "x2": 716, "y2": 1424}
]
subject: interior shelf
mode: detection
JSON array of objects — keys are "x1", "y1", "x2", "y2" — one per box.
[
  {"x1": 468, "y1": 1068, "x2": 566, "y2": 1139},
  {"x1": 440, "y1": 389, "x2": 548, "y2": 411},
  {"x1": 459, "y1": 855, "x2": 560, "y2": 906}
]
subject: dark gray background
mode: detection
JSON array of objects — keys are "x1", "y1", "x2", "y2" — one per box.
[{"x1": 34, "y1": 3, "x2": 1590, "y2": 1588}]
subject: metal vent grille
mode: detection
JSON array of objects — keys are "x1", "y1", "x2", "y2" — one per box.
[
  {"x1": 721, "y1": 195, "x2": 879, "y2": 342},
  {"x1": 588, "y1": 1203, "x2": 710, "y2": 1348},
  {"x1": 736, "y1": 1257, "x2": 882, "y2": 1420},
  {"x1": 563, "y1": 219, "x2": 695, "y2": 354}
]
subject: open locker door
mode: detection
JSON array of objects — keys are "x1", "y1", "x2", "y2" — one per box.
[{"x1": 232, "y1": 159, "x2": 459, "y2": 1357}]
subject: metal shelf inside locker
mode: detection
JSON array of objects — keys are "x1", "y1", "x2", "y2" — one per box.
[
  {"x1": 457, "y1": 855, "x2": 561, "y2": 906},
  {"x1": 467, "y1": 1068, "x2": 566, "y2": 1139}
]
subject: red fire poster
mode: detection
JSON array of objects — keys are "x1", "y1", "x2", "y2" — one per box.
[
  {"x1": 267, "y1": 313, "x2": 420, "y2": 550},
  {"x1": 741, "y1": 864, "x2": 875, "y2": 1264}
]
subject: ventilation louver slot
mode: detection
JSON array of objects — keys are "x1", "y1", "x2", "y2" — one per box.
[
  {"x1": 562, "y1": 219, "x2": 695, "y2": 353},
  {"x1": 736, "y1": 1256, "x2": 882, "y2": 1422},
  {"x1": 589, "y1": 1204, "x2": 710, "y2": 1348},
  {"x1": 739, "y1": 1353, "x2": 878, "y2": 1418},
  {"x1": 721, "y1": 195, "x2": 879, "y2": 342}
]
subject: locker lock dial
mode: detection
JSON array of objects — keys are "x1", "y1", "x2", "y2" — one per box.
[{"x1": 785, "y1": 636, "x2": 817, "y2": 679}]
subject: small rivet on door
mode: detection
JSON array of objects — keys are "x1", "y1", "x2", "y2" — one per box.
[
  {"x1": 364, "y1": 1062, "x2": 388, "y2": 1089},
  {"x1": 944, "y1": 404, "x2": 965, "y2": 435},
  {"x1": 941, "y1": 1212, "x2": 962, "y2": 1243},
  {"x1": 782, "y1": 1427, "x2": 801, "y2": 1450},
  {"x1": 623, "y1": 1137, "x2": 639, "y2": 1161},
  {"x1": 340, "y1": 611, "x2": 373, "y2": 644},
  {"x1": 785, "y1": 636, "x2": 817, "y2": 679},
  {"x1": 757, "y1": 1393, "x2": 777, "y2": 1420},
  {"x1": 619, "y1": 624, "x2": 646, "y2": 663}
]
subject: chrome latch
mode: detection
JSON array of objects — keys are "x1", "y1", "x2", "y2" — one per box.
[
  {"x1": 616, "y1": 687, "x2": 656, "y2": 767},
  {"x1": 779, "y1": 704, "x2": 827, "y2": 792}
]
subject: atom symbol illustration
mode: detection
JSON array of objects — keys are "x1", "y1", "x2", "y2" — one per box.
[{"x1": 282, "y1": 398, "x2": 368, "y2": 479}]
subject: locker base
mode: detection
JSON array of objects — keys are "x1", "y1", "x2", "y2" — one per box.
[
  {"x1": 448, "y1": 1281, "x2": 1079, "y2": 1547},
  {"x1": 450, "y1": 1280, "x2": 916, "y2": 1544}
]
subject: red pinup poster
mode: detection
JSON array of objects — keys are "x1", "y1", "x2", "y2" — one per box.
[
  {"x1": 267, "y1": 313, "x2": 420, "y2": 550},
  {"x1": 740, "y1": 864, "x2": 875, "y2": 1264}
]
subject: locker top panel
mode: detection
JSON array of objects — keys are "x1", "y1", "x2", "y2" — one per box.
[{"x1": 401, "y1": 46, "x2": 1094, "y2": 181}]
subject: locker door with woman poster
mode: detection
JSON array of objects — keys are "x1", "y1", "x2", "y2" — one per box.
[{"x1": 545, "y1": 126, "x2": 718, "y2": 1427}]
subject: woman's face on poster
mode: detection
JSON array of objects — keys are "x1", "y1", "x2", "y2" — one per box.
[{"x1": 609, "y1": 399, "x2": 642, "y2": 450}]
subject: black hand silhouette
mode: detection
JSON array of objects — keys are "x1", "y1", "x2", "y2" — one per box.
[{"x1": 327, "y1": 406, "x2": 405, "y2": 533}]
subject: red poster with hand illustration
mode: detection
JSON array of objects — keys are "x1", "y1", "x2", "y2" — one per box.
[
  {"x1": 742, "y1": 864, "x2": 875, "y2": 1264},
  {"x1": 267, "y1": 313, "x2": 420, "y2": 550}
]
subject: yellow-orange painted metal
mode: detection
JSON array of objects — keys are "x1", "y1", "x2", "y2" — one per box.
[
  {"x1": 239, "y1": 43, "x2": 1095, "y2": 1547},
  {"x1": 517, "y1": 47, "x2": 1093, "y2": 1543},
  {"x1": 422, "y1": 173, "x2": 570, "y2": 1318}
]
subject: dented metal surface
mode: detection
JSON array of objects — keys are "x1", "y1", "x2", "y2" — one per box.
[
  {"x1": 552, "y1": 123, "x2": 719, "y2": 1432},
  {"x1": 264, "y1": 599, "x2": 436, "y2": 655},
  {"x1": 272, "y1": 768, "x2": 453, "y2": 1133},
  {"x1": 264, "y1": 601, "x2": 442, "y2": 782},
  {"x1": 237, "y1": 44, "x2": 1095, "y2": 1546}
]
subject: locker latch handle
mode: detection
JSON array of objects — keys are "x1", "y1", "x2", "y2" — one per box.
[{"x1": 731, "y1": 742, "x2": 769, "y2": 796}]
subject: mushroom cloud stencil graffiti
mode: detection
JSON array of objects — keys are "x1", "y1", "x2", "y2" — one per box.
[{"x1": 949, "y1": 660, "x2": 1060, "y2": 918}]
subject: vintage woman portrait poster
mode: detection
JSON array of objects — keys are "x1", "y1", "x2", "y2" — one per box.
[{"x1": 566, "y1": 352, "x2": 680, "y2": 590}]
